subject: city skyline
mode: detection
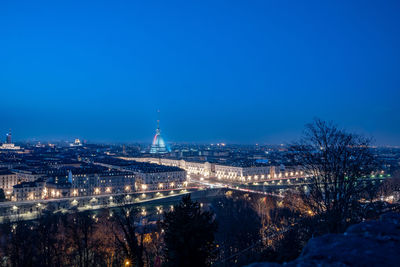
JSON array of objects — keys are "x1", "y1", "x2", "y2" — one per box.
[
  {"x1": 1, "y1": 0, "x2": 400, "y2": 145},
  {"x1": 1, "y1": 2, "x2": 399, "y2": 266},
  {"x1": 2, "y1": 122, "x2": 400, "y2": 147}
]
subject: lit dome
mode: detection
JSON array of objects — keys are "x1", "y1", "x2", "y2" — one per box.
[{"x1": 150, "y1": 120, "x2": 171, "y2": 154}]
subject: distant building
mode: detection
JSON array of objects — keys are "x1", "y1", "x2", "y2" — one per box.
[
  {"x1": 0, "y1": 130, "x2": 20, "y2": 150},
  {"x1": 150, "y1": 115, "x2": 171, "y2": 154},
  {"x1": 70, "y1": 138, "x2": 82, "y2": 147},
  {"x1": 6, "y1": 130, "x2": 11, "y2": 144},
  {"x1": 96, "y1": 158, "x2": 186, "y2": 191},
  {"x1": 129, "y1": 157, "x2": 305, "y2": 182},
  {"x1": 214, "y1": 163, "x2": 271, "y2": 182}
]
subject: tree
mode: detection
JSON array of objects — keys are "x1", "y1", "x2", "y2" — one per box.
[
  {"x1": 0, "y1": 189, "x2": 6, "y2": 202},
  {"x1": 94, "y1": 211, "x2": 122, "y2": 267},
  {"x1": 35, "y1": 212, "x2": 64, "y2": 266},
  {"x1": 63, "y1": 211, "x2": 102, "y2": 267},
  {"x1": 290, "y1": 119, "x2": 376, "y2": 233},
  {"x1": 109, "y1": 206, "x2": 145, "y2": 267},
  {"x1": 0, "y1": 219, "x2": 38, "y2": 267},
  {"x1": 161, "y1": 194, "x2": 217, "y2": 267},
  {"x1": 212, "y1": 192, "x2": 262, "y2": 266}
]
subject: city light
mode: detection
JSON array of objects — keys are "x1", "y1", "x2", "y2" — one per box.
[{"x1": 0, "y1": 2, "x2": 397, "y2": 266}]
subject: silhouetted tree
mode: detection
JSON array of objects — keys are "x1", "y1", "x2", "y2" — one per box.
[
  {"x1": 35, "y1": 212, "x2": 64, "y2": 266},
  {"x1": 110, "y1": 206, "x2": 144, "y2": 267},
  {"x1": 95, "y1": 211, "x2": 123, "y2": 266},
  {"x1": 290, "y1": 119, "x2": 376, "y2": 233},
  {"x1": 140, "y1": 223, "x2": 163, "y2": 267},
  {"x1": 1, "y1": 219, "x2": 38, "y2": 267},
  {"x1": 63, "y1": 211, "x2": 101, "y2": 267},
  {"x1": 212, "y1": 192, "x2": 262, "y2": 266},
  {"x1": 0, "y1": 189, "x2": 6, "y2": 202},
  {"x1": 162, "y1": 194, "x2": 217, "y2": 267}
]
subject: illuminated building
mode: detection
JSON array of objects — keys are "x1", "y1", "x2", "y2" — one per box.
[
  {"x1": 96, "y1": 158, "x2": 186, "y2": 191},
  {"x1": 12, "y1": 168, "x2": 44, "y2": 183},
  {"x1": 128, "y1": 157, "x2": 304, "y2": 182},
  {"x1": 150, "y1": 114, "x2": 171, "y2": 154},
  {"x1": 70, "y1": 138, "x2": 82, "y2": 147},
  {"x1": 214, "y1": 163, "x2": 271, "y2": 181},
  {"x1": 6, "y1": 130, "x2": 11, "y2": 144},
  {"x1": 0, "y1": 130, "x2": 20, "y2": 150},
  {"x1": 62, "y1": 169, "x2": 136, "y2": 196},
  {"x1": 12, "y1": 179, "x2": 46, "y2": 201},
  {"x1": 0, "y1": 168, "x2": 18, "y2": 196},
  {"x1": 134, "y1": 169, "x2": 186, "y2": 191},
  {"x1": 40, "y1": 182, "x2": 71, "y2": 199}
]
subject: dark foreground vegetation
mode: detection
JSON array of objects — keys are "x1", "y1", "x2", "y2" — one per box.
[
  {"x1": 250, "y1": 212, "x2": 400, "y2": 267},
  {"x1": 0, "y1": 120, "x2": 399, "y2": 267},
  {"x1": 1, "y1": 178, "x2": 398, "y2": 267}
]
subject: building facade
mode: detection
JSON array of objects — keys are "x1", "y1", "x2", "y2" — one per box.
[
  {"x1": 126, "y1": 157, "x2": 305, "y2": 183},
  {"x1": 134, "y1": 170, "x2": 186, "y2": 191},
  {"x1": 0, "y1": 169, "x2": 18, "y2": 196},
  {"x1": 12, "y1": 180, "x2": 46, "y2": 201}
]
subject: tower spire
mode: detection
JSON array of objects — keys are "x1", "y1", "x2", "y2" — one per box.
[
  {"x1": 6, "y1": 129, "x2": 12, "y2": 144},
  {"x1": 157, "y1": 109, "x2": 160, "y2": 130},
  {"x1": 156, "y1": 109, "x2": 161, "y2": 135},
  {"x1": 150, "y1": 109, "x2": 170, "y2": 154}
]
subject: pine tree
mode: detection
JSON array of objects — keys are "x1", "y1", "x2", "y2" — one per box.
[{"x1": 162, "y1": 194, "x2": 217, "y2": 267}]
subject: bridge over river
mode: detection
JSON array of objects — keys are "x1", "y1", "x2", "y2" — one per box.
[
  {"x1": 0, "y1": 187, "x2": 229, "y2": 223},
  {"x1": 0, "y1": 173, "x2": 390, "y2": 223}
]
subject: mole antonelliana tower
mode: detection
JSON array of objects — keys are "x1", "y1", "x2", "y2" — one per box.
[{"x1": 150, "y1": 111, "x2": 171, "y2": 154}]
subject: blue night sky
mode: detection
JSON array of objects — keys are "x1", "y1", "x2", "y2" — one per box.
[{"x1": 1, "y1": 0, "x2": 399, "y2": 145}]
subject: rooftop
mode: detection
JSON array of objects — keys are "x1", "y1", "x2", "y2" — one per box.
[{"x1": 0, "y1": 168, "x2": 14, "y2": 176}]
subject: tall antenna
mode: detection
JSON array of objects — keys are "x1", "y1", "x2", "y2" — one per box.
[{"x1": 157, "y1": 109, "x2": 160, "y2": 129}]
